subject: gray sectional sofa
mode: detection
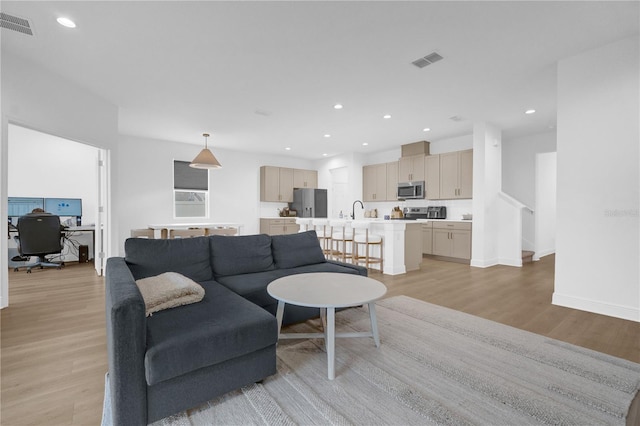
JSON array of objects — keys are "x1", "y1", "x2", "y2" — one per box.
[{"x1": 105, "y1": 230, "x2": 366, "y2": 425}]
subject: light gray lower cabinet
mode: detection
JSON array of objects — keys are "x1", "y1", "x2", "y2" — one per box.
[
  {"x1": 422, "y1": 223, "x2": 433, "y2": 255},
  {"x1": 424, "y1": 221, "x2": 471, "y2": 261},
  {"x1": 260, "y1": 218, "x2": 299, "y2": 235}
]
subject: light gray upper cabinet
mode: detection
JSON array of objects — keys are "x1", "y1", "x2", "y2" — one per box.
[{"x1": 398, "y1": 154, "x2": 425, "y2": 182}]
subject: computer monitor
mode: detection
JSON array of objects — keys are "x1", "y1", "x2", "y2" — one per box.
[
  {"x1": 8, "y1": 197, "x2": 45, "y2": 217},
  {"x1": 44, "y1": 198, "x2": 82, "y2": 217}
]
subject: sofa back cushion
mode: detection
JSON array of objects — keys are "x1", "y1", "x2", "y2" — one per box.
[
  {"x1": 271, "y1": 230, "x2": 326, "y2": 269},
  {"x1": 210, "y1": 234, "x2": 275, "y2": 277},
  {"x1": 125, "y1": 237, "x2": 213, "y2": 281}
]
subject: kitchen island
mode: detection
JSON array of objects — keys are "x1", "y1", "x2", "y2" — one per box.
[
  {"x1": 343, "y1": 219, "x2": 423, "y2": 275},
  {"x1": 338, "y1": 218, "x2": 472, "y2": 275},
  {"x1": 371, "y1": 220, "x2": 422, "y2": 275}
]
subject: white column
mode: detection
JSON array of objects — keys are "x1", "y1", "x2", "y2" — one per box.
[{"x1": 470, "y1": 122, "x2": 502, "y2": 268}]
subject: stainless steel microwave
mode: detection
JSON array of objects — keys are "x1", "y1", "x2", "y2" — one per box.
[{"x1": 397, "y1": 181, "x2": 425, "y2": 200}]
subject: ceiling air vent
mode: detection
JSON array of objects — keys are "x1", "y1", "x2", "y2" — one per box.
[
  {"x1": 411, "y1": 52, "x2": 443, "y2": 69},
  {"x1": 1, "y1": 12, "x2": 34, "y2": 36}
]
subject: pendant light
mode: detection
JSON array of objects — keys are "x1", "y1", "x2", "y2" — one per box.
[{"x1": 189, "y1": 133, "x2": 221, "y2": 169}]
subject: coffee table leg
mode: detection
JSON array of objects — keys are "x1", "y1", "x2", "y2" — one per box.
[
  {"x1": 368, "y1": 302, "x2": 381, "y2": 348},
  {"x1": 275, "y1": 301, "x2": 285, "y2": 340},
  {"x1": 327, "y1": 307, "x2": 335, "y2": 380}
]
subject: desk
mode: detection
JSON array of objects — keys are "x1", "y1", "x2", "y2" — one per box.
[
  {"x1": 8, "y1": 225, "x2": 96, "y2": 262},
  {"x1": 147, "y1": 223, "x2": 242, "y2": 239},
  {"x1": 64, "y1": 226, "x2": 96, "y2": 260}
]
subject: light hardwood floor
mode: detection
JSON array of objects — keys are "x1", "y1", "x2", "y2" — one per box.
[{"x1": 2, "y1": 255, "x2": 639, "y2": 425}]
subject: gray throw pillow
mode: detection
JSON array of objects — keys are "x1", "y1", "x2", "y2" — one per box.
[{"x1": 271, "y1": 230, "x2": 326, "y2": 269}]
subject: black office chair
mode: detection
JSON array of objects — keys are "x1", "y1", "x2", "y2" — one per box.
[{"x1": 14, "y1": 214, "x2": 65, "y2": 273}]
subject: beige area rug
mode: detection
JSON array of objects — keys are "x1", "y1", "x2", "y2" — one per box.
[{"x1": 151, "y1": 295, "x2": 640, "y2": 425}]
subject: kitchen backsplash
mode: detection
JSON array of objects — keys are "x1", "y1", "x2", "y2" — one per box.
[{"x1": 358, "y1": 199, "x2": 473, "y2": 221}]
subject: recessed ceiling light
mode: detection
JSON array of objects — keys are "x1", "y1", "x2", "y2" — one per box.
[
  {"x1": 322, "y1": 153, "x2": 328, "y2": 157},
  {"x1": 362, "y1": 142, "x2": 369, "y2": 146},
  {"x1": 56, "y1": 17, "x2": 76, "y2": 28},
  {"x1": 285, "y1": 147, "x2": 291, "y2": 151},
  {"x1": 334, "y1": 104, "x2": 343, "y2": 110},
  {"x1": 525, "y1": 109, "x2": 536, "y2": 114},
  {"x1": 324, "y1": 134, "x2": 331, "y2": 138},
  {"x1": 383, "y1": 114, "x2": 391, "y2": 119},
  {"x1": 423, "y1": 128, "x2": 431, "y2": 132}
]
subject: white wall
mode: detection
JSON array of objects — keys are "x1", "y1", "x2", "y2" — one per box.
[
  {"x1": 1, "y1": 53, "x2": 118, "y2": 308},
  {"x1": 535, "y1": 152, "x2": 557, "y2": 259},
  {"x1": 8, "y1": 125, "x2": 99, "y2": 220},
  {"x1": 471, "y1": 123, "x2": 502, "y2": 267},
  {"x1": 554, "y1": 36, "x2": 639, "y2": 322},
  {"x1": 502, "y1": 131, "x2": 556, "y2": 207},
  {"x1": 116, "y1": 134, "x2": 315, "y2": 255},
  {"x1": 315, "y1": 152, "x2": 366, "y2": 219},
  {"x1": 430, "y1": 134, "x2": 473, "y2": 154},
  {"x1": 502, "y1": 131, "x2": 557, "y2": 250}
]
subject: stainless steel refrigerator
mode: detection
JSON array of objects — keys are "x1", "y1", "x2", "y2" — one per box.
[{"x1": 289, "y1": 188, "x2": 327, "y2": 218}]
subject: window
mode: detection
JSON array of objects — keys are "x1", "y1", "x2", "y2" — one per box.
[{"x1": 173, "y1": 160, "x2": 208, "y2": 218}]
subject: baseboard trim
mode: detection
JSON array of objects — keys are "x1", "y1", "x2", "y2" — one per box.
[
  {"x1": 498, "y1": 258, "x2": 523, "y2": 267},
  {"x1": 423, "y1": 254, "x2": 470, "y2": 265},
  {"x1": 383, "y1": 265, "x2": 406, "y2": 276},
  {"x1": 470, "y1": 257, "x2": 499, "y2": 268},
  {"x1": 552, "y1": 292, "x2": 640, "y2": 323},
  {"x1": 533, "y1": 248, "x2": 555, "y2": 261}
]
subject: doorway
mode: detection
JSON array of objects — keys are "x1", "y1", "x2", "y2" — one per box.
[
  {"x1": 330, "y1": 167, "x2": 349, "y2": 219},
  {"x1": 534, "y1": 152, "x2": 557, "y2": 259},
  {"x1": 7, "y1": 124, "x2": 108, "y2": 277}
]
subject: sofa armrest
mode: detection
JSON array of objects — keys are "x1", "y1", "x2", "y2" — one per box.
[
  {"x1": 325, "y1": 259, "x2": 368, "y2": 276},
  {"x1": 105, "y1": 257, "x2": 148, "y2": 425}
]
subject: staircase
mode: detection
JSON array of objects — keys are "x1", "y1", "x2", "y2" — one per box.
[{"x1": 522, "y1": 250, "x2": 534, "y2": 264}]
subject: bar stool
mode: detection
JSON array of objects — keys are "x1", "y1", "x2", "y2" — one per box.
[
  {"x1": 329, "y1": 219, "x2": 353, "y2": 263},
  {"x1": 351, "y1": 220, "x2": 383, "y2": 272},
  {"x1": 311, "y1": 218, "x2": 332, "y2": 258},
  {"x1": 169, "y1": 228, "x2": 206, "y2": 239},
  {"x1": 295, "y1": 217, "x2": 313, "y2": 233}
]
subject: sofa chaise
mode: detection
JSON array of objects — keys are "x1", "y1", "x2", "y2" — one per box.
[{"x1": 105, "y1": 230, "x2": 366, "y2": 425}]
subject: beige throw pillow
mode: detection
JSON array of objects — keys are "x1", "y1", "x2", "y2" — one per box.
[{"x1": 135, "y1": 272, "x2": 205, "y2": 317}]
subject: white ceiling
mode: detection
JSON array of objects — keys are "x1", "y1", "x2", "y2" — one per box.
[{"x1": 2, "y1": 1, "x2": 639, "y2": 159}]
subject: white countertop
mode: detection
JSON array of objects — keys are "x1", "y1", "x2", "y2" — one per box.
[{"x1": 266, "y1": 217, "x2": 472, "y2": 224}]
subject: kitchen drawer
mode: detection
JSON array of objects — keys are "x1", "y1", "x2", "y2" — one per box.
[
  {"x1": 260, "y1": 218, "x2": 299, "y2": 235},
  {"x1": 432, "y1": 221, "x2": 472, "y2": 231},
  {"x1": 270, "y1": 218, "x2": 296, "y2": 224},
  {"x1": 421, "y1": 223, "x2": 432, "y2": 229}
]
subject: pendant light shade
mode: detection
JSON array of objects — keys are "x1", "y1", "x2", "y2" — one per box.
[{"x1": 190, "y1": 133, "x2": 221, "y2": 169}]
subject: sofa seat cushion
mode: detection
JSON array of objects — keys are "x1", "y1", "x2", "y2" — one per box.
[
  {"x1": 216, "y1": 262, "x2": 364, "y2": 310},
  {"x1": 210, "y1": 234, "x2": 275, "y2": 277},
  {"x1": 215, "y1": 269, "x2": 293, "y2": 308},
  {"x1": 125, "y1": 237, "x2": 213, "y2": 282},
  {"x1": 144, "y1": 281, "x2": 277, "y2": 386},
  {"x1": 271, "y1": 230, "x2": 326, "y2": 269}
]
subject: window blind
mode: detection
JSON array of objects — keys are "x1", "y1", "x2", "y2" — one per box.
[{"x1": 173, "y1": 160, "x2": 208, "y2": 190}]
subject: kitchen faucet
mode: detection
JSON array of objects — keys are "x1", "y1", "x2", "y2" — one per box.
[{"x1": 351, "y1": 200, "x2": 364, "y2": 220}]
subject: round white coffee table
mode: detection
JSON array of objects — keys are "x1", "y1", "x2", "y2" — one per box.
[{"x1": 267, "y1": 272, "x2": 387, "y2": 380}]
